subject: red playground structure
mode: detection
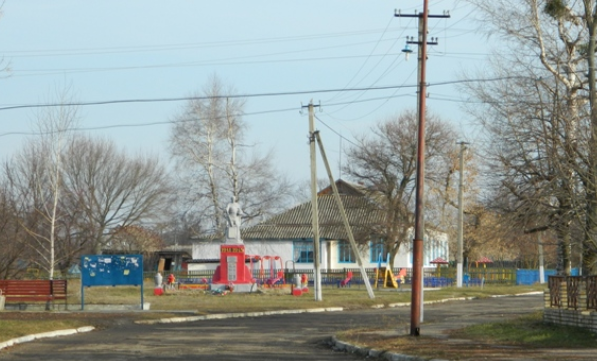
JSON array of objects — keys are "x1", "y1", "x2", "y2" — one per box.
[
  {"x1": 263, "y1": 255, "x2": 285, "y2": 286},
  {"x1": 247, "y1": 255, "x2": 285, "y2": 287},
  {"x1": 338, "y1": 271, "x2": 353, "y2": 287}
]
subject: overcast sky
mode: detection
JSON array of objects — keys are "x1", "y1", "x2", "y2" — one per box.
[{"x1": 0, "y1": 0, "x2": 490, "y2": 185}]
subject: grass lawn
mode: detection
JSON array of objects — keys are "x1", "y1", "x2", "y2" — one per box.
[
  {"x1": 76, "y1": 281, "x2": 545, "y2": 311},
  {"x1": 450, "y1": 311, "x2": 597, "y2": 348}
]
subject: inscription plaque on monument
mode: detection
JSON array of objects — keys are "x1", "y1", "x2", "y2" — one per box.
[
  {"x1": 227, "y1": 256, "x2": 237, "y2": 281},
  {"x1": 227, "y1": 263, "x2": 237, "y2": 281}
]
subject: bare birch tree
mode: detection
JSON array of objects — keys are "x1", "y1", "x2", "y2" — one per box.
[
  {"x1": 4, "y1": 134, "x2": 172, "y2": 273},
  {"x1": 170, "y1": 75, "x2": 291, "y2": 237},
  {"x1": 463, "y1": 0, "x2": 595, "y2": 274},
  {"x1": 4, "y1": 90, "x2": 79, "y2": 279}
]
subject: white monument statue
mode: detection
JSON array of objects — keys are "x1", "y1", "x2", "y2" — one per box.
[{"x1": 225, "y1": 197, "x2": 244, "y2": 243}]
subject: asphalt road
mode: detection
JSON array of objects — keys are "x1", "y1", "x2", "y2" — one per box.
[{"x1": 0, "y1": 294, "x2": 544, "y2": 361}]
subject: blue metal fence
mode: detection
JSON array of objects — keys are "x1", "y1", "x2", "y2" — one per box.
[{"x1": 516, "y1": 268, "x2": 579, "y2": 285}]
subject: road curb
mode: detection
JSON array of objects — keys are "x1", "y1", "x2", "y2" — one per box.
[
  {"x1": 135, "y1": 307, "x2": 345, "y2": 325},
  {"x1": 0, "y1": 326, "x2": 95, "y2": 351},
  {"x1": 329, "y1": 335, "x2": 445, "y2": 361}
]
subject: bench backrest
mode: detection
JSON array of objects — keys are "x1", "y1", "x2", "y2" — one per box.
[{"x1": 0, "y1": 280, "x2": 67, "y2": 299}]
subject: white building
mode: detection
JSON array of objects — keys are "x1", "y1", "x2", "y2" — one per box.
[{"x1": 190, "y1": 180, "x2": 449, "y2": 273}]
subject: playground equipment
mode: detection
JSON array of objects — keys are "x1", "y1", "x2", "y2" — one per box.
[
  {"x1": 338, "y1": 271, "x2": 353, "y2": 287},
  {"x1": 301, "y1": 274, "x2": 309, "y2": 291},
  {"x1": 247, "y1": 255, "x2": 285, "y2": 287},
  {"x1": 263, "y1": 255, "x2": 285, "y2": 286},
  {"x1": 374, "y1": 253, "x2": 398, "y2": 289},
  {"x1": 167, "y1": 273, "x2": 176, "y2": 290}
]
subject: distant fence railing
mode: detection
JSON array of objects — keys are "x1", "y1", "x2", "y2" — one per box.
[
  {"x1": 13, "y1": 266, "x2": 521, "y2": 286},
  {"x1": 547, "y1": 275, "x2": 597, "y2": 310},
  {"x1": 141, "y1": 267, "x2": 518, "y2": 286}
]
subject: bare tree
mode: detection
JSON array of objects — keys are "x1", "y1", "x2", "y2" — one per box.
[
  {"x1": 60, "y1": 135, "x2": 173, "y2": 255},
  {"x1": 170, "y1": 75, "x2": 292, "y2": 237},
  {"x1": 463, "y1": 0, "x2": 596, "y2": 274},
  {"x1": 5, "y1": 142, "x2": 59, "y2": 278},
  {"x1": 0, "y1": 180, "x2": 28, "y2": 279},
  {"x1": 2, "y1": 90, "x2": 79, "y2": 279},
  {"x1": 170, "y1": 76, "x2": 230, "y2": 232},
  {"x1": 37, "y1": 94, "x2": 78, "y2": 279},
  {"x1": 110, "y1": 225, "x2": 164, "y2": 257},
  {"x1": 3, "y1": 134, "x2": 173, "y2": 274},
  {"x1": 344, "y1": 110, "x2": 459, "y2": 268}
]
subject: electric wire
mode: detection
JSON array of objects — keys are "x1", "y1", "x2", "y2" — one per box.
[
  {"x1": 0, "y1": 105, "x2": 300, "y2": 138},
  {"x1": 0, "y1": 75, "x2": 527, "y2": 113},
  {"x1": 11, "y1": 47, "x2": 490, "y2": 78},
  {"x1": 325, "y1": 65, "x2": 418, "y2": 122},
  {"x1": 314, "y1": 114, "x2": 360, "y2": 148},
  {"x1": 324, "y1": 15, "x2": 399, "y2": 104},
  {"x1": 3, "y1": 27, "x2": 416, "y2": 58}
]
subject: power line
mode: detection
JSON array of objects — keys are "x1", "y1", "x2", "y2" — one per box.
[
  {"x1": 0, "y1": 93, "x2": 415, "y2": 138},
  {"x1": 0, "y1": 76, "x2": 528, "y2": 112},
  {"x1": 325, "y1": 15, "x2": 410, "y2": 105},
  {"x1": 12, "y1": 39, "x2": 405, "y2": 77},
  {"x1": 3, "y1": 27, "x2": 417, "y2": 58},
  {"x1": 0, "y1": 84, "x2": 419, "y2": 112},
  {"x1": 11, "y1": 52, "x2": 409, "y2": 78},
  {"x1": 0, "y1": 90, "x2": 420, "y2": 139},
  {"x1": 0, "y1": 106, "x2": 300, "y2": 138},
  {"x1": 11, "y1": 48, "x2": 491, "y2": 78},
  {"x1": 314, "y1": 114, "x2": 360, "y2": 148}
]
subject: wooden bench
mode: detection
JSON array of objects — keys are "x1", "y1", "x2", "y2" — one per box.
[{"x1": 0, "y1": 280, "x2": 67, "y2": 309}]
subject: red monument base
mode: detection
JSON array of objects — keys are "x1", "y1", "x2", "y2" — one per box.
[{"x1": 211, "y1": 244, "x2": 255, "y2": 292}]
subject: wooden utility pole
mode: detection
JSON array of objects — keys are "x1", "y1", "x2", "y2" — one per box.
[{"x1": 395, "y1": 4, "x2": 450, "y2": 336}]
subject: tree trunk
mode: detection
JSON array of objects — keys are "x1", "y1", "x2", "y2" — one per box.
[{"x1": 583, "y1": 1, "x2": 597, "y2": 276}]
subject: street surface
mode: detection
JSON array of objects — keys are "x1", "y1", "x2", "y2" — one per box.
[{"x1": 0, "y1": 294, "x2": 545, "y2": 360}]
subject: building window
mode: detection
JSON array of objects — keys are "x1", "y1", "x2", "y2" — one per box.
[
  {"x1": 370, "y1": 240, "x2": 386, "y2": 263},
  {"x1": 294, "y1": 241, "x2": 313, "y2": 263},
  {"x1": 338, "y1": 241, "x2": 355, "y2": 263}
]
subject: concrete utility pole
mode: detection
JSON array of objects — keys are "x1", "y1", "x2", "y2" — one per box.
[
  {"x1": 314, "y1": 131, "x2": 375, "y2": 299},
  {"x1": 305, "y1": 100, "x2": 322, "y2": 301},
  {"x1": 456, "y1": 142, "x2": 468, "y2": 288},
  {"x1": 538, "y1": 232, "x2": 545, "y2": 284},
  {"x1": 395, "y1": 4, "x2": 450, "y2": 337}
]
